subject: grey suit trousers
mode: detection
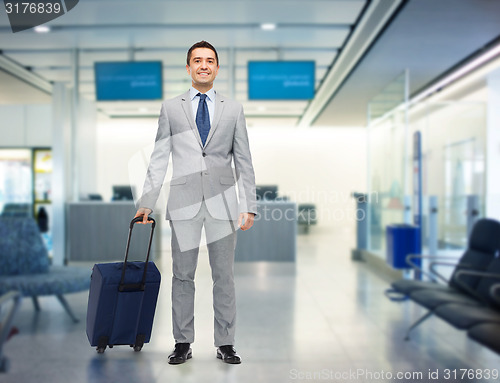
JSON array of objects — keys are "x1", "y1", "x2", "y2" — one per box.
[{"x1": 170, "y1": 200, "x2": 237, "y2": 347}]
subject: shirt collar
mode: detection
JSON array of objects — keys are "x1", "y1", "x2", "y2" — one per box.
[{"x1": 190, "y1": 87, "x2": 216, "y2": 102}]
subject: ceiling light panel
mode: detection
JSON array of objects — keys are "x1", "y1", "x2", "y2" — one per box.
[{"x1": 261, "y1": 23, "x2": 277, "y2": 30}]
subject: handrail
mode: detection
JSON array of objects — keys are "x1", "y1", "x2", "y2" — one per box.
[
  {"x1": 454, "y1": 270, "x2": 500, "y2": 306},
  {"x1": 405, "y1": 254, "x2": 460, "y2": 284}
]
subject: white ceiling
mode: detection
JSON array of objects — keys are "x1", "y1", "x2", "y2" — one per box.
[
  {"x1": 312, "y1": 0, "x2": 500, "y2": 126},
  {"x1": 1, "y1": 0, "x2": 498, "y2": 127},
  {"x1": 0, "y1": 0, "x2": 368, "y2": 125}
]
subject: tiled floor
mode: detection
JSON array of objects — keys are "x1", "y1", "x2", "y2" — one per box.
[{"x1": 2, "y1": 226, "x2": 499, "y2": 382}]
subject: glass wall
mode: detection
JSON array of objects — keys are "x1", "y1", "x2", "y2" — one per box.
[
  {"x1": 367, "y1": 72, "x2": 409, "y2": 257},
  {"x1": 367, "y1": 100, "x2": 486, "y2": 258},
  {"x1": 409, "y1": 101, "x2": 486, "y2": 250},
  {"x1": 367, "y1": 67, "x2": 487, "y2": 259},
  {"x1": 368, "y1": 109, "x2": 407, "y2": 257}
]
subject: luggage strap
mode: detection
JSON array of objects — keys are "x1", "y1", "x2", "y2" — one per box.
[{"x1": 119, "y1": 217, "x2": 156, "y2": 292}]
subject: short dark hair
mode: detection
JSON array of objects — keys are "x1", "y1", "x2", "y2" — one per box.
[{"x1": 186, "y1": 41, "x2": 219, "y2": 66}]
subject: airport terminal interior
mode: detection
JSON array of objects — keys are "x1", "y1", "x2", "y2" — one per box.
[{"x1": 1, "y1": 0, "x2": 500, "y2": 382}]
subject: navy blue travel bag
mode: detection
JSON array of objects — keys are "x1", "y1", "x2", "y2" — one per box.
[{"x1": 86, "y1": 217, "x2": 161, "y2": 353}]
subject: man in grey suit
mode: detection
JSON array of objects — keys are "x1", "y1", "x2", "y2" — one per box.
[{"x1": 134, "y1": 41, "x2": 257, "y2": 365}]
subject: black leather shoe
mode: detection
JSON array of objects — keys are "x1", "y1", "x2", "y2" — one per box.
[
  {"x1": 216, "y1": 345, "x2": 241, "y2": 364},
  {"x1": 168, "y1": 343, "x2": 192, "y2": 365}
]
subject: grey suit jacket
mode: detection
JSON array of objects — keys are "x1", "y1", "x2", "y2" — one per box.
[{"x1": 138, "y1": 90, "x2": 257, "y2": 221}]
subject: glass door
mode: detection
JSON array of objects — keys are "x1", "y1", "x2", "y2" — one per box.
[
  {"x1": 33, "y1": 148, "x2": 53, "y2": 255},
  {"x1": 0, "y1": 149, "x2": 32, "y2": 216},
  {"x1": 443, "y1": 138, "x2": 482, "y2": 248}
]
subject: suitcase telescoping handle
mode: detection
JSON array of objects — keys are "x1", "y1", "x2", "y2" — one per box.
[{"x1": 119, "y1": 217, "x2": 156, "y2": 292}]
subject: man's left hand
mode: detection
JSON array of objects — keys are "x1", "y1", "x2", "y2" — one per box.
[{"x1": 238, "y1": 212, "x2": 255, "y2": 231}]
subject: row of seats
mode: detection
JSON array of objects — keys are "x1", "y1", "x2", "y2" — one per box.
[
  {"x1": 0, "y1": 217, "x2": 91, "y2": 322},
  {"x1": 388, "y1": 218, "x2": 500, "y2": 354}
]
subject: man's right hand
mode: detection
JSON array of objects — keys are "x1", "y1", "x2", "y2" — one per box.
[{"x1": 134, "y1": 207, "x2": 153, "y2": 224}]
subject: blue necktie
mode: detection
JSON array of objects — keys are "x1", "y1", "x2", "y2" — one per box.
[{"x1": 196, "y1": 93, "x2": 210, "y2": 146}]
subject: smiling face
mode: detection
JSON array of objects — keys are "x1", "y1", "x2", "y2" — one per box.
[{"x1": 186, "y1": 47, "x2": 220, "y2": 93}]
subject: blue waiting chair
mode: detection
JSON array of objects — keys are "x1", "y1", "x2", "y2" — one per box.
[{"x1": 0, "y1": 217, "x2": 90, "y2": 323}]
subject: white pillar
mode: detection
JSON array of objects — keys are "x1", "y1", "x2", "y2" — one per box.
[
  {"x1": 76, "y1": 98, "x2": 97, "y2": 199},
  {"x1": 486, "y1": 68, "x2": 500, "y2": 220},
  {"x1": 71, "y1": 48, "x2": 80, "y2": 202},
  {"x1": 52, "y1": 83, "x2": 72, "y2": 265}
]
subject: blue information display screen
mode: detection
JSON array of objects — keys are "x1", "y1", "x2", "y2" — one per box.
[
  {"x1": 95, "y1": 61, "x2": 163, "y2": 101},
  {"x1": 248, "y1": 61, "x2": 315, "y2": 100}
]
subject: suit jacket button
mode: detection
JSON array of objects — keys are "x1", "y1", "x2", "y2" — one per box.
[{"x1": 202, "y1": 152, "x2": 207, "y2": 157}]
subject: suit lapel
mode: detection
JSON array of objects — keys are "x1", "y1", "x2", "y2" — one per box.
[
  {"x1": 204, "y1": 93, "x2": 225, "y2": 148},
  {"x1": 181, "y1": 91, "x2": 203, "y2": 148}
]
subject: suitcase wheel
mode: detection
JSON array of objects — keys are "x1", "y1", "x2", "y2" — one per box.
[
  {"x1": 133, "y1": 334, "x2": 145, "y2": 352},
  {"x1": 96, "y1": 347, "x2": 106, "y2": 354},
  {"x1": 96, "y1": 336, "x2": 108, "y2": 354}
]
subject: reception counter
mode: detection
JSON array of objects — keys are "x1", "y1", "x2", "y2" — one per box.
[
  {"x1": 67, "y1": 202, "x2": 160, "y2": 262},
  {"x1": 67, "y1": 200, "x2": 296, "y2": 263},
  {"x1": 235, "y1": 201, "x2": 297, "y2": 262}
]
